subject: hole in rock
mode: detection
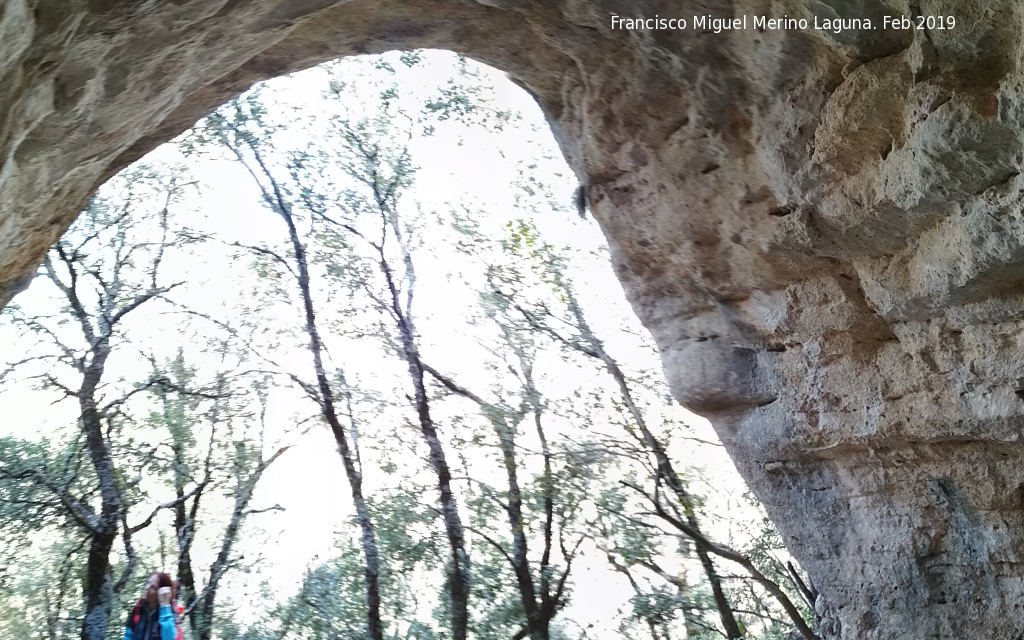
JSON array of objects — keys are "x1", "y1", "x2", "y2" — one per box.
[
  {"x1": 768, "y1": 204, "x2": 796, "y2": 217},
  {"x1": 0, "y1": 48, "x2": 807, "y2": 640}
]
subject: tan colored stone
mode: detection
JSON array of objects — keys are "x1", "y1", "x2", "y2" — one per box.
[{"x1": 3, "y1": 1, "x2": 1024, "y2": 637}]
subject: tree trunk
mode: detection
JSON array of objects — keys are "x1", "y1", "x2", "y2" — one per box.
[
  {"x1": 80, "y1": 528, "x2": 117, "y2": 640},
  {"x1": 405, "y1": 360, "x2": 470, "y2": 640},
  {"x1": 374, "y1": 187, "x2": 471, "y2": 640},
  {"x1": 420, "y1": 365, "x2": 546, "y2": 640},
  {"x1": 80, "y1": 355, "x2": 121, "y2": 640},
  {"x1": 284, "y1": 192, "x2": 385, "y2": 640},
  {"x1": 239, "y1": 135, "x2": 386, "y2": 640},
  {"x1": 562, "y1": 293, "x2": 745, "y2": 639},
  {"x1": 172, "y1": 430, "x2": 200, "y2": 636}
]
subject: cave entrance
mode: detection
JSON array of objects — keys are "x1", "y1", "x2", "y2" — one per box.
[{"x1": 0, "y1": 47, "x2": 797, "y2": 640}]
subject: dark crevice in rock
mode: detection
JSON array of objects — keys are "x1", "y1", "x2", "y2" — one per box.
[{"x1": 768, "y1": 204, "x2": 796, "y2": 217}]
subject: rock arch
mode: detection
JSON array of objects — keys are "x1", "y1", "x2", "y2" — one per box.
[{"x1": 2, "y1": 1, "x2": 1022, "y2": 637}]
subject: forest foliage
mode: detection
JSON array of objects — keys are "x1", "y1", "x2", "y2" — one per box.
[{"x1": 0, "y1": 51, "x2": 818, "y2": 640}]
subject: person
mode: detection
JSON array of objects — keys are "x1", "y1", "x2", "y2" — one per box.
[{"x1": 123, "y1": 571, "x2": 183, "y2": 640}]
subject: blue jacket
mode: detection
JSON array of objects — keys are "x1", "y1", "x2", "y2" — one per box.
[{"x1": 122, "y1": 603, "x2": 177, "y2": 640}]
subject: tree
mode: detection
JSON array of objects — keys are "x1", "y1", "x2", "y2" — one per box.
[
  {"x1": 0, "y1": 438, "x2": 86, "y2": 640},
  {"x1": 264, "y1": 489, "x2": 444, "y2": 640},
  {"x1": 188, "y1": 84, "x2": 391, "y2": 640},
  {"x1": 0, "y1": 166, "x2": 288, "y2": 640},
  {"x1": 146, "y1": 351, "x2": 289, "y2": 640},
  {"x1": 421, "y1": 300, "x2": 588, "y2": 640},
  {"x1": 484, "y1": 218, "x2": 818, "y2": 640},
  {"x1": 0, "y1": 170, "x2": 190, "y2": 640},
  {"x1": 178, "y1": 50, "x2": 545, "y2": 640}
]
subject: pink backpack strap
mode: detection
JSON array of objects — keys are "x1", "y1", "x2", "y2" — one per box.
[{"x1": 175, "y1": 603, "x2": 185, "y2": 640}]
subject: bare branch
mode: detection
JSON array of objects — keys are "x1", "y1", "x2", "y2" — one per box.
[
  {"x1": 0, "y1": 466, "x2": 100, "y2": 534},
  {"x1": 245, "y1": 504, "x2": 286, "y2": 516},
  {"x1": 229, "y1": 241, "x2": 298, "y2": 280},
  {"x1": 107, "y1": 282, "x2": 184, "y2": 328}
]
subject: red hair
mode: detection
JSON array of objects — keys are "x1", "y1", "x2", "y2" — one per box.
[{"x1": 134, "y1": 570, "x2": 177, "y2": 610}]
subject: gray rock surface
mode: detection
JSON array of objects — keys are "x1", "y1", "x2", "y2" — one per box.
[{"x1": 1, "y1": 1, "x2": 1022, "y2": 637}]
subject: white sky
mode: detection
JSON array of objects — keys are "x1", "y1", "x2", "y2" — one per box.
[{"x1": 0, "y1": 50, "x2": 763, "y2": 639}]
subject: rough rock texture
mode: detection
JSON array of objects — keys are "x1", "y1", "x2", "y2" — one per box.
[{"x1": 2, "y1": 1, "x2": 1023, "y2": 637}]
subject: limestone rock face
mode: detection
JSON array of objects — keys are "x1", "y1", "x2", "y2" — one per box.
[{"x1": 2, "y1": 1, "x2": 1023, "y2": 637}]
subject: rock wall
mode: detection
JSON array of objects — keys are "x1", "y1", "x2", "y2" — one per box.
[{"x1": 1, "y1": 1, "x2": 1022, "y2": 637}]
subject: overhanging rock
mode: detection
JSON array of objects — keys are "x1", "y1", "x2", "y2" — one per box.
[{"x1": 2, "y1": 2, "x2": 1021, "y2": 637}]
